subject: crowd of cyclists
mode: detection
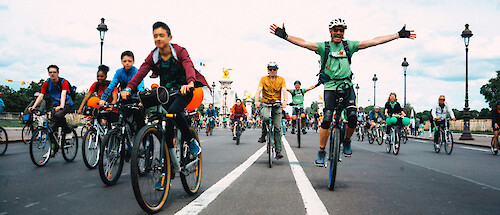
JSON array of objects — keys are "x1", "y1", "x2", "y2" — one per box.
[{"x1": 2, "y1": 17, "x2": 498, "y2": 212}]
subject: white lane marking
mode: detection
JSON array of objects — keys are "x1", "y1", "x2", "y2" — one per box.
[
  {"x1": 460, "y1": 146, "x2": 490, "y2": 152},
  {"x1": 354, "y1": 144, "x2": 500, "y2": 191},
  {"x1": 57, "y1": 192, "x2": 70, "y2": 197},
  {"x1": 24, "y1": 202, "x2": 39, "y2": 208},
  {"x1": 414, "y1": 139, "x2": 429, "y2": 143},
  {"x1": 282, "y1": 138, "x2": 329, "y2": 215},
  {"x1": 175, "y1": 145, "x2": 266, "y2": 215},
  {"x1": 0, "y1": 212, "x2": 7, "y2": 215},
  {"x1": 83, "y1": 184, "x2": 95, "y2": 188}
]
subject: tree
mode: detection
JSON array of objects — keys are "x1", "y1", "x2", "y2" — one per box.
[
  {"x1": 452, "y1": 108, "x2": 463, "y2": 120},
  {"x1": 403, "y1": 103, "x2": 414, "y2": 116},
  {"x1": 480, "y1": 70, "x2": 500, "y2": 108},
  {"x1": 197, "y1": 103, "x2": 205, "y2": 115},
  {"x1": 479, "y1": 108, "x2": 491, "y2": 119},
  {"x1": 310, "y1": 101, "x2": 319, "y2": 114}
]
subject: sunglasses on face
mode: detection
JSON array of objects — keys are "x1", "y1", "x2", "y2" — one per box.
[
  {"x1": 268, "y1": 68, "x2": 277, "y2": 71},
  {"x1": 439, "y1": 99, "x2": 445, "y2": 101},
  {"x1": 331, "y1": 28, "x2": 345, "y2": 33}
]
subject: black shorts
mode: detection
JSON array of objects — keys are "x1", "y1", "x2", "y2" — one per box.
[{"x1": 323, "y1": 87, "x2": 356, "y2": 113}]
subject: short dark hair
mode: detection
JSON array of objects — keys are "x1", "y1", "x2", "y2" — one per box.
[
  {"x1": 236, "y1": 99, "x2": 242, "y2": 102},
  {"x1": 98, "y1": 64, "x2": 110, "y2": 75},
  {"x1": 153, "y1": 21, "x2": 171, "y2": 36},
  {"x1": 121, "y1": 51, "x2": 134, "y2": 61},
  {"x1": 47, "y1": 65, "x2": 59, "y2": 72}
]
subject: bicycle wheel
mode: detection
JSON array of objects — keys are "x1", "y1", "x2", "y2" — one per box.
[
  {"x1": 29, "y1": 128, "x2": 50, "y2": 166},
  {"x1": 131, "y1": 125, "x2": 170, "y2": 213},
  {"x1": 99, "y1": 128, "x2": 125, "y2": 186},
  {"x1": 491, "y1": 137, "x2": 498, "y2": 155},
  {"x1": 181, "y1": 128, "x2": 202, "y2": 195},
  {"x1": 393, "y1": 128, "x2": 400, "y2": 155},
  {"x1": 328, "y1": 127, "x2": 341, "y2": 191},
  {"x1": 62, "y1": 129, "x2": 78, "y2": 162},
  {"x1": 444, "y1": 130, "x2": 453, "y2": 155},
  {"x1": 22, "y1": 124, "x2": 33, "y2": 144},
  {"x1": 377, "y1": 129, "x2": 384, "y2": 145},
  {"x1": 81, "y1": 124, "x2": 89, "y2": 139},
  {"x1": 267, "y1": 127, "x2": 273, "y2": 168},
  {"x1": 386, "y1": 129, "x2": 392, "y2": 153},
  {"x1": 0, "y1": 127, "x2": 8, "y2": 155},
  {"x1": 368, "y1": 131, "x2": 374, "y2": 144},
  {"x1": 434, "y1": 130, "x2": 442, "y2": 153},
  {"x1": 297, "y1": 118, "x2": 301, "y2": 148},
  {"x1": 82, "y1": 129, "x2": 100, "y2": 169},
  {"x1": 236, "y1": 124, "x2": 241, "y2": 145}
]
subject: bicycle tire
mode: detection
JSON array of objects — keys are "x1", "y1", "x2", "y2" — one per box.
[
  {"x1": 491, "y1": 137, "x2": 498, "y2": 155},
  {"x1": 297, "y1": 118, "x2": 301, "y2": 148},
  {"x1": 267, "y1": 127, "x2": 273, "y2": 168},
  {"x1": 82, "y1": 129, "x2": 100, "y2": 169},
  {"x1": 393, "y1": 128, "x2": 400, "y2": 155},
  {"x1": 81, "y1": 125, "x2": 89, "y2": 139},
  {"x1": 328, "y1": 127, "x2": 341, "y2": 191},
  {"x1": 386, "y1": 129, "x2": 392, "y2": 153},
  {"x1": 0, "y1": 127, "x2": 8, "y2": 155},
  {"x1": 368, "y1": 131, "x2": 374, "y2": 144},
  {"x1": 62, "y1": 129, "x2": 78, "y2": 162},
  {"x1": 22, "y1": 124, "x2": 33, "y2": 144},
  {"x1": 29, "y1": 128, "x2": 50, "y2": 166},
  {"x1": 131, "y1": 125, "x2": 170, "y2": 213},
  {"x1": 98, "y1": 128, "x2": 125, "y2": 186},
  {"x1": 377, "y1": 129, "x2": 384, "y2": 145},
  {"x1": 444, "y1": 130, "x2": 453, "y2": 155},
  {"x1": 181, "y1": 128, "x2": 203, "y2": 195},
  {"x1": 236, "y1": 124, "x2": 241, "y2": 145}
]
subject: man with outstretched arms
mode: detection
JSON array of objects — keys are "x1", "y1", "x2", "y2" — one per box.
[
  {"x1": 270, "y1": 19, "x2": 415, "y2": 166},
  {"x1": 431, "y1": 95, "x2": 456, "y2": 148},
  {"x1": 287, "y1": 80, "x2": 316, "y2": 135}
]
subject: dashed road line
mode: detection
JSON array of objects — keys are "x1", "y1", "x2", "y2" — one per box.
[
  {"x1": 460, "y1": 146, "x2": 489, "y2": 152},
  {"x1": 24, "y1": 202, "x2": 39, "y2": 208},
  {"x1": 283, "y1": 137, "x2": 329, "y2": 215},
  {"x1": 57, "y1": 192, "x2": 70, "y2": 198},
  {"x1": 174, "y1": 145, "x2": 266, "y2": 215}
]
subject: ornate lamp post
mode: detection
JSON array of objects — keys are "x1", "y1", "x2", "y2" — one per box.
[
  {"x1": 212, "y1": 81, "x2": 216, "y2": 105},
  {"x1": 460, "y1": 24, "x2": 474, "y2": 140},
  {"x1": 355, "y1": 84, "x2": 359, "y2": 106},
  {"x1": 401, "y1": 57, "x2": 409, "y2": 108},
  {"x1": 96, "y1": 18, "x2": 108, "y2": 65},
  {"x1": 372, "y1": 74, "x2": 378, "y2": 106}
]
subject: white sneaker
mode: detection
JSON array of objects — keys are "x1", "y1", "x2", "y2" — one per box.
[{"x1": 383, "y1": 134, "x2": 388, "y2": 141}]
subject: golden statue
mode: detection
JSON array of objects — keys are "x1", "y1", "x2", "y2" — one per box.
[
  {"x1": 244, "y1": 90, "x2": 251, "y2": 100},
  {"x1": 222, "y1": 67, "x2": 232, "y2": 79},
  {"x1": 319, "y1": 95, "x2": 323, "y2": 101}
]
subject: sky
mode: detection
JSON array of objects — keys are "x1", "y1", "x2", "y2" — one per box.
[{"x1": 0, "y1": 0, "x2": 499, "y2": 113}]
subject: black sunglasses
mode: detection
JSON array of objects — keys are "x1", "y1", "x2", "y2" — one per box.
[
  {"x1": 268, "y1": 68, "x2": 277, "y2": 71},
  {"x1": 331, "y1": 28, "x2": 345, "y2": 33}
]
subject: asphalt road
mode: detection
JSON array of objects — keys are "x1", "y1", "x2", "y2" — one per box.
[{"x1": 1, "y1": 127, "x2": 499, "y2": 215}]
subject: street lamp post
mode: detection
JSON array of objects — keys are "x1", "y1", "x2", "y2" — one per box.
[
  {"x1": 372, "y1": 74, "x2": 378, "y2": 106},
  {"x1": 355, "y1": 84, "x2": 359, "y2": 106},
  {"x1": 402, "y1": 57, "x2": 409, "y2": 108},
  {"x1": 460, "y1": 24, "x2": 474, "y2": 140},
  {"x1": 96, "y1": 18, "x2": 108, "y2": 65},
  {"x1": 212, "y1": 82, "x2": 216, "y2": 105}
]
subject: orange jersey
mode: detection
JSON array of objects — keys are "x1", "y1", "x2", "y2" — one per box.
[{"x1": 231, "y1": 104, "x2": 247, "y2": 115}]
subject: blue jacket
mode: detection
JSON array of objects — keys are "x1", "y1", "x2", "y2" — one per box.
[
  {"x1": 46, "y1": 78, "x2": 74, "y2": 107},
  {"x1": 0, "y1": 98, "x2": 4, "y2": 114},
  {"x1": 101, "y1": 66, "x2": 145, "y2": 101},
  {"x1": 205, "y1": 108, "x2": 216, "y2": 117}
]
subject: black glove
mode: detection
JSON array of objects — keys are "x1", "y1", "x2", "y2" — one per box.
[
  {"x1": 398, "y1": 26, "x2": 411, "y2": 38},
  {"x1": 274, "y1": 26, "x2": 288, "y2": 40}
]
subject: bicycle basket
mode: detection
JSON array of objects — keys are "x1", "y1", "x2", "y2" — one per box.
[
  {"x1": 137, "y1": 86, "x2": 169, "y2": 108},
  {"x1": 82, "y1": 106, "x2": 99, "y2": 117},
  {"x1": 21, "y1": 113, "x2": 32, "y2": 124}
]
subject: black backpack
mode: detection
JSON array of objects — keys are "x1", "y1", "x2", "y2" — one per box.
[{"x1": 317, "y1": 40, "x2": 352, "y2": 84}]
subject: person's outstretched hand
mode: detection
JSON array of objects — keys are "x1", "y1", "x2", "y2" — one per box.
[
  {"x1": 270, "y1": 23, "x2": 288, "y2": 40},
  {"x1": 398, "y1": 24, "x2": 416, "y2": 39}
]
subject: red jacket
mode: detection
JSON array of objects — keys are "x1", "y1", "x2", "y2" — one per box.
[{"x1": 127, "y1": 43, "x2": 210, "y2": 91}]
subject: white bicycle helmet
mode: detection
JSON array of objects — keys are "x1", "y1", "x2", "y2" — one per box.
[
  {"x1": 329, "y1": 18, "x2": 347, "y2": 29},
  {"x1": 267, "y1": 62, "x2": 279, "y2": 69},
  {"x1": 34, "y1": 92, "x2": 40, "y2": 97}
]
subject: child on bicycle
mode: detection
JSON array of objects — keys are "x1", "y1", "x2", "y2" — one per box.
[
  {"x1": 230, "y1": 99, "x2": 248, "y2": 139},
  {"x1": 254, "y1": 62, "x2": 288, "y2": 159},
  {"x1": 123, "y1": 21, "x2": 209, "y2": 156}
]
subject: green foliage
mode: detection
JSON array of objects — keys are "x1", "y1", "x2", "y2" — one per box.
[
  {"x1": 197, "y1": 103, "x2": 205, "y2": 115},
  {"x1": 480, "y1": 70, "x2": 500, "y2": 108}
]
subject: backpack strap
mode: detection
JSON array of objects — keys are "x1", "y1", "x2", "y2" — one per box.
[
  {"x1": 321, "y1": 41, "x2": 330, "y2": 71},
  {"x1": 342, "y1": 40, "x2": 351, "y2": 64}
]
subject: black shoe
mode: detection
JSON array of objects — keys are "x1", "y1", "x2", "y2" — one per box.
[
  {"x1": 258, "y1": 137, "x2": 265, "y2": 143},
  {"x1": 291, "y1": 129, "x2": 296, "y2": 134},
  {"x1": 302, "y1": 129, "x2": 307, "y2": 134},
  {"x1": 233, "y1": 136, "x2": 237, "y2": 140}
]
